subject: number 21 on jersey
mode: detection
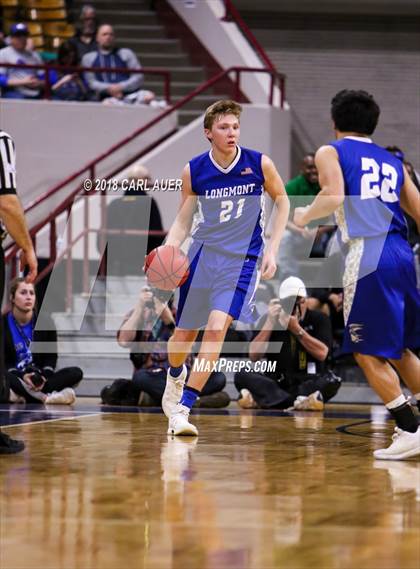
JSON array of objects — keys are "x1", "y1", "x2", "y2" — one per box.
[
  {"x1": 220, "y1": 198, "x2": 245, "y2": 223},
  {"x1": 360, "y1": 157, "x2": 399, "y2": 203}
]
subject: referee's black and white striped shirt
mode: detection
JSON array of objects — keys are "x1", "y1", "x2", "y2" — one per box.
[{"x1": 0, "y1": 130, "x2": 17, "y2": 196}]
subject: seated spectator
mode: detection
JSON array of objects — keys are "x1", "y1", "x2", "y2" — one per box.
[
  {"x1": 386, "y1": 146, "x2": 420, "y2": 248},
  {"x1": 101, "y1": 164, "x2": 164, "y2": 275},
  {"x1": 306, "y1": 287, "x2": 345, "y2": 349},
  {"x1": 0, "y1": 23, "x2": 45, "y2": 99},
  {"x1": 254, "y1": 280, "x2": 276, "y2": 320},
  {"x1": 101, "y1": 286, "x2": 229, "y2": 408},
  {"x1": 82, "y1": 24, "x2": 157, "y2": 105},
  {"x1": 277, "y1": 153, "x2": 334, "y2": 280},
  {"x1": 48, "y1": 41, "x2": 89, "y2": 101},
  {"x1": 404, "y1": 161, "x2": 420, "y2": 191},
  {"x1": 69, "y1": 4, "x2": 99, "y2": 60},
  {"x1": 235, "y1": 277, "x2": 341, "y2": 411},
  {"x1": 219, "y1": 281, "x2": 276, "y2": 357},
  {"x1": 4, "y1": 278, "x2": 83, "y2": 404}
]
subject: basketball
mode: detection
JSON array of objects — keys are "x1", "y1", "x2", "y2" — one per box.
[{"x1": 144, "y1": 245, "x2": 190, "y2": 290}]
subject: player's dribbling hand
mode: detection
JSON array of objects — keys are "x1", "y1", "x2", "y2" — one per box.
[
  {"x1": 293, "y1": 206, "x2": 310, "y2": 228},
  {"x1": 261, "y1": 251, "x2": 277, "y2": 280}
]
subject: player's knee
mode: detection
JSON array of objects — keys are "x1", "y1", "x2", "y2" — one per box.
[
  {"x1": 354, "y1": 352, "x2": 386, "y2": 370},
  {"x1": 205, "y1": 317, "x2": 229, "y2": 334},
  {"x1": 170, "y1": 330, "x2": 193, "y2": 345},
  {"x1": 203, "y1": 329, "x2": 225, "y2": 345}
]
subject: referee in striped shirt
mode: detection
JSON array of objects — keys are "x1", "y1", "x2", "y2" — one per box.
[{"x1": 0, "y1": 129, "x2": 37, "y2": 454}]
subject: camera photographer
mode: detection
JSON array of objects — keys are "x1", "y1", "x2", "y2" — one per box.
[
  {"x1": 234, "y1": 277, "x2": 341, "y2": 410},
  {"x1": 4, "y1": 278, "x2": 83, "y2": 404},
  {"x1": 103, "y1": 286, "x2": 229, "y2": 407}
]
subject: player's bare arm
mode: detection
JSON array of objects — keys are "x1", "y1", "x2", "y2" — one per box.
[
  {"x1": 294, "y1": 145, "x2": 345, "y2": 227},
  {"x1": 261, "y1": 155, "x2": 290, "y2": 280},
  {"x1": 0, "y1": 194, "x2": 37, "y2": 283},
  {"x1": 165, "y1": 163, "x2": 197, "y2": 248},
  {"x1": 400, "y1": 165, "x2": 420, "y2": 232}
]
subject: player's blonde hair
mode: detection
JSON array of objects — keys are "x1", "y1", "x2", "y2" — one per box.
[{"x1": 203, "y1": 99, "x2": 242, "y2": 130}]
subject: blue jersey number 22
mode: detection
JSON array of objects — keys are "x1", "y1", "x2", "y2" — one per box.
[{"x1": 360, "y1": 158, "x2": 398, "y2": 203}]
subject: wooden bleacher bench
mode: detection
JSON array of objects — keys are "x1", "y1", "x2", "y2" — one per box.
[{"x1": 21, "y1": 0, "x2": 65, "y2": 8}]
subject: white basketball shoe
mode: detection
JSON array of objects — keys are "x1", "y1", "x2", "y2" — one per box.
[
  {"x1": 374, "y1": 427, "x2": 420, "y2": 460},
  {"x1": 162, "y1": 365, "x2": 187, "y2": 418},
  {"x1": 168, "y1": 403, "x2": 198, "y2": 436}
]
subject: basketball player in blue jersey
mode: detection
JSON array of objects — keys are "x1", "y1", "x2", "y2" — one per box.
[
  {"x1": 161, "y1": 100, "x2": 289, "y2": 436},
  {"x1": 294, "y1": 90, "x2": 420, "y2": 460}
]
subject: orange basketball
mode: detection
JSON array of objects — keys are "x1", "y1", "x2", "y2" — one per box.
[{"x1": 144, "y1": 245, "x2": 190, "y2": 290}]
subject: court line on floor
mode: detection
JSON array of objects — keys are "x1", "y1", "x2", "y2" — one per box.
[
  {"x1": 336, "y1": 419, "x2": 383, "y2": 439},
  {"x1": 1, "y1": 413, "x2": 102, "y2": 428},
  {"x1": 0, "y1": 408, "x2": 100, "y2": 415}
]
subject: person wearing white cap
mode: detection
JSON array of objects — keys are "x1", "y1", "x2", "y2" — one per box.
[{"x1": 235, "y1": 276, "x2": 340, "y2": 411}]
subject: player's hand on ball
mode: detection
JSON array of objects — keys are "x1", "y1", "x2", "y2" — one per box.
[
  {"x1": 293, "y1": 206, "x2": 310, "y2": 228},
  {"x1": 261, "y1": 251, "x2": 277, "y2": 280}
]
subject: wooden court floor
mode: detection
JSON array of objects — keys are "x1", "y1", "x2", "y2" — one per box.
[{"x1": 0, "y1": 403, "x2": 419, "y2": 569}]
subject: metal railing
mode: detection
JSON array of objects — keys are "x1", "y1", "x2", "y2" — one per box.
[
  {"x1": 222, "y1": 0, "x2": 277, "y2": 73},
  {"x1": 0, "y1": 62, "x2": 172, "y2": 103},
  {"x1": 4, "y1": 66, "x2": 286, "y2": 305}
]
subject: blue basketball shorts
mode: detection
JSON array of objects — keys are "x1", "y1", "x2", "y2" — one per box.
[
  {"x1": 176, "y1": 241, "x2": 261, "y2": 330},
  {"x1": 342, "y1": 232, "x2": 420, "y2": 359}
]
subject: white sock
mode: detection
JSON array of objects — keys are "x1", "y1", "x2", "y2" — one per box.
[{"x1": 385, "y1": 394, "x2": 407, "y2": 410}]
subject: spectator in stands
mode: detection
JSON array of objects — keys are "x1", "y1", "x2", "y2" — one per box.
[
  {"x1": 254, "y1": 280, "x2": 276, "y2": 322},
  {"x1": 277, "y1": 153, "x2": 334, "y2": 280},
  {"x1": 102, "y1": 164, "x2": 164, "y2": 275},
  {"x1": 82, "y1": 24, "x2": 157, "y2": 105},
  {"x1": 0, "y1": 23, "x2": 44, "y2": 99},
  {"x1": 69, "y1": 4, "x2": 99, "y2": 60},
  {"x1": 386, "y1": 146, "x2": 420, "y2": 248},
  {"x1": 234, "y1": 276, "x2": 341, "y2": 411},
  {"x1": 49, "y1": 41, "x2": 89, "y2": 101},
  {"x1": 404, "y1": 161, "x2": 420, "y2": 191},
  {"x1": 4, "y1": 278, "x2": 83, "y2": 404},
  {"x1": 101, "y1": 286, "x2": 229, "y2": 408},
  {"x1": 306, "y1": 287, "x2": 345, "y2": 349}
]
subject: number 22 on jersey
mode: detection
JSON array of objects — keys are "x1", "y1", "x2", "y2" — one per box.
[{"x1": 360, "y1": 157, "x2": 398, "y2": 203}]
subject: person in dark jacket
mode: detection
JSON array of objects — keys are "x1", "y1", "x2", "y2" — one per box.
[
  {"x1": 68, "y1": 4, "x2": 99, "y2": 61},
  {"x1": 48, "y1": 41, "x2": 89, "y2": 101},
  {"x1": 4, "y1": 278, "x2": 83, "y2": 404}
]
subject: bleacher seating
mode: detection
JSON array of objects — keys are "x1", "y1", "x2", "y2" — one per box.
[{"x1": 1, "y1": 0, "x2": 74, "y2": 52}]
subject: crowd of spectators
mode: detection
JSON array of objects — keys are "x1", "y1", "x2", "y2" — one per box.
[
  {"x1": 0, "y1": 5, "x2": 166, "y2": 106},
  {"x1": 100, "y1": 285, "x2": 229, "y2": 408}
]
